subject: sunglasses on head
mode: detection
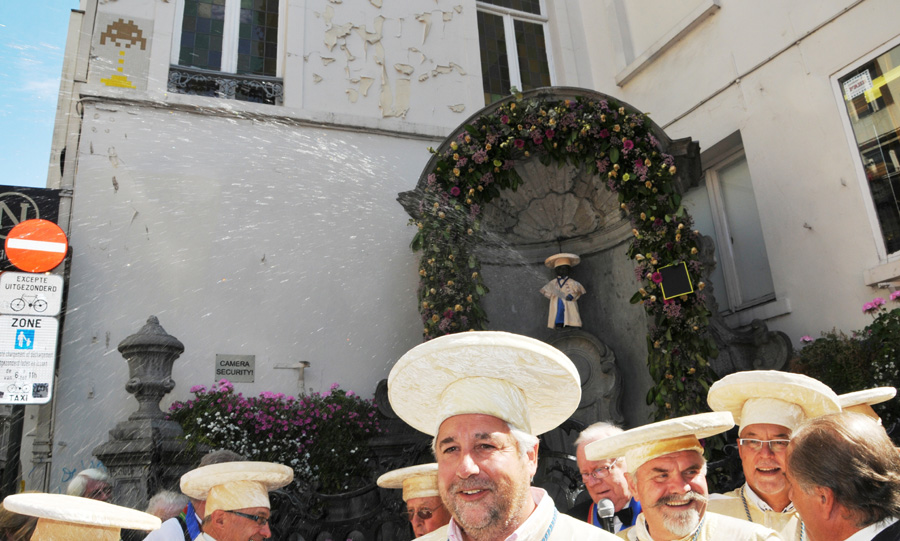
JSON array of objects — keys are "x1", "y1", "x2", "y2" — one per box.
[{"x1": 406, "y1": 504, "x2": 442, "y2": 521}]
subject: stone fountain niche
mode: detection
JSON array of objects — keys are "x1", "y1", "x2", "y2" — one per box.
[
  {"x1": 398, "y1": 87, "x2": 790, "y2": 510},
  {"x1": 475, "y1": 157, "x2": 649, "y2": 428}
]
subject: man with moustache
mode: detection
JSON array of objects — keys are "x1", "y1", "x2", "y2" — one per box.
[
  {"x1": 706, "y1": 371, "x2": 842, "y2": 541},
  {"x1": 584, "y1": 411, "x2": 779, "y2": 540},
  {"x1": 787, "y1": 412, "x2": 900, "y2": 541},
  {"x1": 566, "y1": 422, "x2": 641, "y2": 531},
  {"x1": 388, "y1": 331, "x2": 617, "y2": 541},
  {"x1": 377, "y1": 463, "x2": 452, "y2": 537}
]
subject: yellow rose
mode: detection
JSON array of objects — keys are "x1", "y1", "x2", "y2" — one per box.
[
  {"x1": 454, "y1": 304, "x2": 463, "y2": 312},
  {"x1": 613, "y1": 125, "x2": 621, "y2": 132},
  {"x1": 419, "y1": 269, "x2": 426, "y2": 276},
  {"x1": 432, "y1": 314, "x2": 440, "y2": 322},
  {"x1": 438, "y1": 211, "x2": 445, "y2": 218},
  {"x1": 691, "y1": 247, "x2": 698, "y2": 255},
  {"x1": 618, "y1": 107, "x2": 625, "y2": 115},
  {"x1": 430, "y1": 288, "x2": 436, "y2": 294},
  {"x1": 472, "y1": 272, "x2": 479, "y2": 278},
  {"x1": 669, "y1": 165, "x2": 677, "y2": 175},
  {"x1": 486, "y1": 143, "x2": 492, "y2": 150},
  {"x1": 450, "y1": 142, "x2": 458, "y2": 150},
  {"x1": 640, "y1": 212, "x2": 647, "y2": 220},
  {"x1": 466, "y1": 295, "x2": 473, "y2": 302},
  {"x1": 453, "y1": 168, "x2": 460, "y2": 177},
  {"x1": 447, "y1": 280, "x2": 454, "y2": 286}
]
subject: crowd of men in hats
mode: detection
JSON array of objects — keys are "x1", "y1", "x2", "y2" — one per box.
[{"x1": 2, "y1": 330, "x2": 899, "y2": 541}]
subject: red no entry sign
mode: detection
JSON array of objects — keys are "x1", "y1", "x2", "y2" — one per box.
[{"x1": 4, "y1": 220, "x2": 68, "y2": 273}]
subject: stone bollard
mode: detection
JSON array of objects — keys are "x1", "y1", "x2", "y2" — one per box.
[{"x1": 93, "y1": 316, "x2": 198, "y2": 512}]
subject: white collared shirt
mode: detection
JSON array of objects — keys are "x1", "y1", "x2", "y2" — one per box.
[
  {"x1": 743, "y1": 484, "x2": 795, "y2": 513},
  {"x1": 843, "y1": 517, "x2": 900, "y2": 541}
]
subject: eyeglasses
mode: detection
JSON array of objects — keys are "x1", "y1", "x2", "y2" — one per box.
[
  {"x1": 406, "y1": 504, "x2": 443, "y2": 522},
  {"x1": 581, "y1": 457, "x2": 621, "y2": 481},
  {"x1": 226, "y1": 510, "x2": 270, "y2": 527},
  {"x1": 738, "y1": 438, "x2": 791, "y2": 453}
]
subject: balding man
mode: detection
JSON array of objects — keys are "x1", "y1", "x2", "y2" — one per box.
[{"x1": 567, "y1": 422, "x2": 641, "y2": 531}]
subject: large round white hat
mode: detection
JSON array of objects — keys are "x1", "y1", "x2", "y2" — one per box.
[
  {"x1": 388, "y1": 331, "x2": 582, "y2": 436},
  {"x1": 377, "y1": 463, "x2": 439, "y2": 501},
  {"x1": 584, "y1": 411, "x2": 734, "y2": 474},
  {"x1": 839, "y1": 387, "x2": 896, "y2": 420},
  {"x1": 3, "y1": 493, "x2": 161, "y2": 540},
  {"x1": 707, "y1": 370, "x2": 840, "y2": 433},
  {"x1": 180, "y1": 461, "x2": 293, "y2": 517}
]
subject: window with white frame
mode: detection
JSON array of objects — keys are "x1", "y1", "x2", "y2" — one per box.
[
  {"x1": 169, "y1": 0, "x2": 285, "y2": 104},
  {"x1": 837, "y1": 42, "x2": 900, "y2": 256},
  {"x1": 682, "y1": 149, "x2": 776, "y2": 314},
  {"x1": 476, "y1": 0, "x2": 553, "y2": 105}
]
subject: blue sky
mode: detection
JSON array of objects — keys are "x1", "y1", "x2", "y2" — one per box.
[{"x1": 0, "y1": 2, "x2": 81, "y2": 189}]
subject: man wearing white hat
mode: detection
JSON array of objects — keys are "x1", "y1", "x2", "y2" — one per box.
[
  {"x1": 388, "y1": 331, "x2": 616, "y2": 541},
  {"x1": 3, "y1": 492, "x2": 161, "y2": 540},
  {"x1": 180, "y1": 461, "x2": 293, "y2": 541},
  {"x1": 584, "y1": 411, "x2": 780, "y2": 541},
  {"x1": 540, "y1": 253, "x2": 586, "y2": 328},
  {"x1": 377, "y1": 463, "x2": 452, "y2": 537},
  {"x1": 838, "y1": 387, "x2": 896, "y2": 425},
  {"x1": 706, "y1": 370, "x2": 842, "y2": 541}
]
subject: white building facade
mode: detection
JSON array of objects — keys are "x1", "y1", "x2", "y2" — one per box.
[{"x1": 23, "y1": 0, "x2": 900, "y2": 493}]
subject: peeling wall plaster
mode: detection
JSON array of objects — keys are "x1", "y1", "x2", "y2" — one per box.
[{"x1": 309, "y1": 1, "x2": 470, "y2": 119}]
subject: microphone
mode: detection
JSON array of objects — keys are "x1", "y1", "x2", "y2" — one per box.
[{"x1": 597, "y1": 498, "x2": 615, "y2": 533}]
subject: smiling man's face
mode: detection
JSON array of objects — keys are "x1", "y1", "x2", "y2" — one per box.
[
  {"x1": 627, "y1": 450, "x2": 708, "y2": 541},
  {"x1": 435, "y1": 414, "x2": 537, "y2": 540},
  {"x1": 738, "y1": 423, "x2": 791, "y2": 510}
]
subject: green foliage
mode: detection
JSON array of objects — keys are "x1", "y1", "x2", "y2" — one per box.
[
  {"x1": 791, "y1": 300, "x2": 900, "y2": 426},
  {"x1": 411, "y1": 93, "x2": 717, "y2": 421},
  {"x1": 168, "y1": 380, "x2": 381, "y2": 493}
]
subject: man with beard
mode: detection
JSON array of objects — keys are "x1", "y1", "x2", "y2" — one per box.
[
  {"x1": 584, "y1": 411, "x2": 779, "y2": 541},
  {"x1": 377, "y1": 463, "x2": 452, "y2": 537},
  {"x1": 387, "y1": 331, "x2": 617, "y2": 541},
  {"x1": 706, "y1": 371, "x2": 842, "y2": 541},
  {"x1": 787, "y1": 412, "x2": 900, "y2": 541},
  {"x1": 566, "y1": 422, "x2": 641, "y2": 532},
  {"x1": 180, "y1": 461, "x2": 293, "y2": 541}
]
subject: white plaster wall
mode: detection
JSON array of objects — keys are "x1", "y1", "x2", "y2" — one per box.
[
  {"x1": 44, "y1": 101, "x2": 433, "y2": 492},
  {"x1": 579, "y1": 0, "x2": 900, "y2": 345}
]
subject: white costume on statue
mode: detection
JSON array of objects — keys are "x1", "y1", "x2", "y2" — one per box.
[
  {"x1": 708, "y1": 483, "x2": 805, "y2": 541},
  {"x1": 415, "y1": 487, "x2": 616, "y2": 540},
  {"x1": 618, "y1": 511, "x2": 780, "y2": 541}
]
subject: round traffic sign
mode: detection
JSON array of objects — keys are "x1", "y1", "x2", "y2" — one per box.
[{"x1": 5, "y1": 219, "x2": 68, "y2": 273}]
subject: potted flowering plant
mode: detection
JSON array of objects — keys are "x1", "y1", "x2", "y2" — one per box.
[
  {"x1": 168, "y1": 380, "x2": 382, "y2": 493},
  {"x1": 792, "y1": 292, "x2": 900, "y2": 427}
]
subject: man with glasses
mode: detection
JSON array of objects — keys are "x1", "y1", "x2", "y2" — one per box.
[
  {"x1": 180, "y1": 461, "x2": 293, "y2": 541},
  {"x1": 377, "y1": 463, "x2": 451, "y2": 537},
  {"x1": 566, "y1": 422, "x2": 641, "y2": 532},
  {"x1": 707, "y1": 370, "x2": 841, "y2": 541},
  {"x1": 66, "y1": 468, "x2": 114, "y2": 502}
]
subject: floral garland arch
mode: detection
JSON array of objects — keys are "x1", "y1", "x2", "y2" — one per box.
[{"x1": 405, "y1": 88, "x2": 718, "y2": 421}]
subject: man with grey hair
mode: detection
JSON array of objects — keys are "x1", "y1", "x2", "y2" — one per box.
[
  {"x1": 66, "y1": 468, "x2": 113, "y2": 502},
  {"x1": 146, "y1": 490, "x2": 190, "y2": 522},
  {"x1": 389, "y1": 331, "x2": 617, "y2": 541},
  {"x1": 566, "y1": 422, "x2": 641, "y2": 532},
  {"x1": 786, "y1": 412, "x2": 900, "y2": 541}
]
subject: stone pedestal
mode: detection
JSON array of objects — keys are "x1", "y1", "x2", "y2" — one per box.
[{"x1": 93, "y1": 316, "x2": 198, "y2": 511}]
